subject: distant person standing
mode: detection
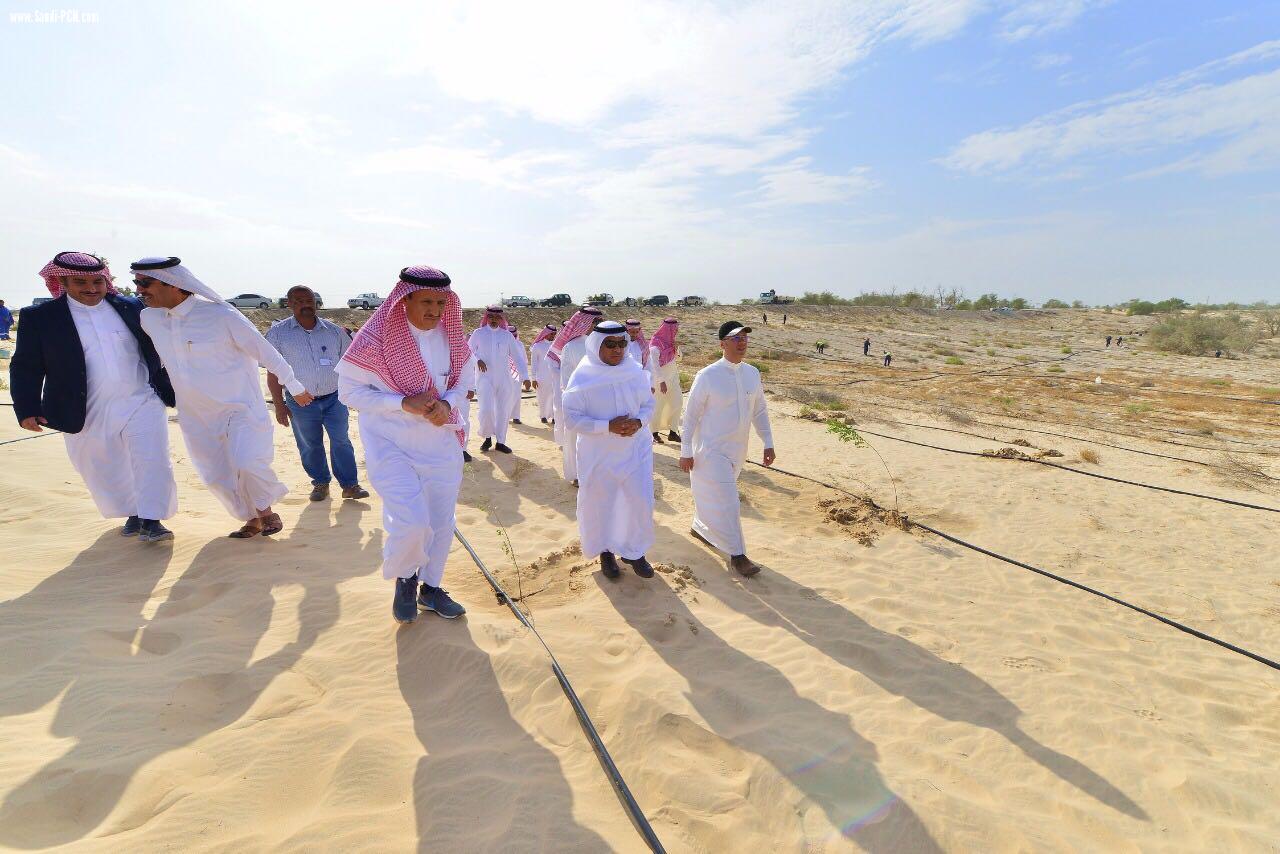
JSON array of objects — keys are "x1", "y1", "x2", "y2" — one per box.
[
  {"x1": 0, "y1": 299, "x2": 13, "y2": 340},
  {"x1": 680, "y1": 320, "x2": 775, "y2": 577},
  {"x1": 883, "y1": 351, "x2": 892, "y2": 367},
  {"x1": 782, "y1": 313, "x2": 787, "y2": 326},
  {"x1": 1116, "y1": 336, "x2": 1124, "y2": 347},
  {"x1": 863, "y1": 337, "x2": 871, "y2": 356},
  {"x1": 529, "y1": 323, "x2": 557, "y2": 424},
  {"x1": 762, "y1": 311, "x2": 768, "y2": 324},
  {"x1": 468, "y1": 306, "x2": 529, "y2": 454},
  {"x1": 648, "y1": 317, "x2": 683, "y2": 444},
  {"x1": 1105, "y1": 335, "x2": 1112, "y2": 347},
  {"x1": 265, "y1": 285, "x2": 369, "y2": 502},
  {"x1": 11, "y1": 252, "x2": 177, "y2": 541}
]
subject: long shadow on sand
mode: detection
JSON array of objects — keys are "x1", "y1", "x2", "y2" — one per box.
[
  {"x1": 597, "y1": 573, "x2": 943, "y2": 852},
  {"x1": 395, "y1": 625, "x2": 610, "y2": 851},
  {"x1": 0, "y1": 501, "x2": 378, "y2": 848},
  {"x1": 721, "y1": 566, "x2": 1148, "y2": 821}
]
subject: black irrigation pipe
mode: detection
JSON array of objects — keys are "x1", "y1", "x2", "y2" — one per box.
[
  {"x1": 452, "y1": 528, "x2": 667, "y2": 854},
  {"x1": 0, "y1": 430, "x2": 61, "y2": 446},
  {"x1": 845, "y1": 425, "x2": 1280, "y2": 514},
  {"x1": 746, "y1": 461, "x2": 1280, "y2": 674}
]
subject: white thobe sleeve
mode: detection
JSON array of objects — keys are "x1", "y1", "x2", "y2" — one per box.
[
  {"x1": 562, "y1": 387, "x2": 609, "y2": 435},
  {"x1": 338, "y1": 370, "x2": 403, "y2": 414},
  {"x1": 750, "y1": 383, "x2": 773, "y2": 448},
  {"x1": 468, "y1": 331, "x2": 484, "y2": 371},
  {"x1": 637, "y1": 384, "x2": 656, "y2": 429},
  {"x1": 442, "y1": 353, "x2": 477, "y2": 413},
  {"x1": 679, "y1": 371, "x2": 709, "y2": 458},
  {"x1": 227, "y1": 311, "x2": 305, "y2": 395},
  {"x1": 510, "y1": 339, "x2": 530, "y2": 381}
]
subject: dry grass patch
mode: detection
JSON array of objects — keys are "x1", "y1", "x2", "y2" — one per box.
[{"x1": 1078, "y1": 448, "x2": 1101, "y2": 465}]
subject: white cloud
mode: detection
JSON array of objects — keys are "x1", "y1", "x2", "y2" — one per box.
[
  {"x1": 998, "y1": 0, "x2": 1111, "y2": 42},
  {"x1": 256, "y1": 108, "x2": 349, "y2": 153},
  {"x1": 352, "y1": 143, "x2": 583, "y2": 191},
  {"x1": 943, "y1": 42, "x2": 1280, "y2": 177},
  {"x1": 1033, "y1": 52, "x2": 1072, "y2": 70},
  {"x1": 754, "y1": 158, "x2": 875, "y2": 206}
]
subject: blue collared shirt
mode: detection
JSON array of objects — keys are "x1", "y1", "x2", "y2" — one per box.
[{"x1": 264, "y1": 315, "x2": 351, "y2": 397}]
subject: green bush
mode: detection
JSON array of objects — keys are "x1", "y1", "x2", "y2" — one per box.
[
  {"x1": 1148, "y1": 313, "x2": 1258, "y2": 356},
  {"x1": 748, "y1": 360, "x2": 770, "y2": 375},
  {"x1": 944, "y1": 356, "x2": 964, "y2": 365}
]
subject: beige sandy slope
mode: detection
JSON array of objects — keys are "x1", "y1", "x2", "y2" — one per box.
[{"x1": 2, "y1": 335, "x2": 1279, "y2": 852}]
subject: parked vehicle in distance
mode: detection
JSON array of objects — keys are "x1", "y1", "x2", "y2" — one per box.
[
  {"x1": 677, "y1": 295, "x2": 706, "y2": 306},
  {"x1": 585, "y1": 293, "x2": 614, "y2": 307},
  {"x1": 228, "y1": 293, "x2": 273, "y2": 309},
  {"x1": 540, "y1": 293, "x2": 573, "y2": 307},
  {"x1": 276, "y1": 292, "x2": 324, "y2": 308},
  {"x1": 644, "y1": 294, "x2": 669, "y2": 306},
  {"x1": 502, "y1": 295, "x2": 535, "y2": 307},
  {"x1": 757, "y1": 289, "x2": 794, "y2": 305},
  {"x1": 348, "y1": 293, "x2": 385, "y2": 310},
  {"x1": 620, "y1": 297, "x2": 640, "y2": 307},
  {"x1": 989, "y1": 306, "x2": 1015, "y2": 316},
  {"x1": 31, "y1": 296, "x2": 53, "y2": 307}
]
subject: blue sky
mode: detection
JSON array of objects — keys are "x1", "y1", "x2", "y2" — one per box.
[{"x1": 2, "y1": 0, "x2": 1277, "y2": 307}]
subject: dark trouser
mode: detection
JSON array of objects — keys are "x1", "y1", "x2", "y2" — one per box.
[{"x1": 286, "y1": 392, "x2": 359, "y2": 487}]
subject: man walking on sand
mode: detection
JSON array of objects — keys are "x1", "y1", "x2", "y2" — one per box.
[
  {"x1": 468, "y1": 305, "x2": 529, "y2": 454},
  {"x1": 134, "y1": 256, "x2": 315, "y2": 538},
  {"x1": 529, "y1": 323, "x2": 558, "y2": 424},
  {"x1": 648, "y1": 316, "x2": 682, "y2": 444},
  {"x1": 265, "y1": 285, "x2": 369, "y2": 502},
  {"x1": 563, "y1": 321, "x2": 656, "y2": 580},
  {"x1": 680, "y1": 320, "x2": 776, "y2": 577},
  {"x1": 11, "y1": 252, "x2": 178, "y2": 541},
  {"x1": 550, "y1": 306, "x2": 604, "y2": 483},
  {"x1": 337, "y1": 265, "x2": 476, "y2": 624}
]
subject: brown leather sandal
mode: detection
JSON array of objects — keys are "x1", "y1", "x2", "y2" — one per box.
[
  {"x1": 259, "y1": 512, "x2": 284, "y2": 536},
  {"x1": 229, "y1": 519, "x2": 263, "y2": 538}
]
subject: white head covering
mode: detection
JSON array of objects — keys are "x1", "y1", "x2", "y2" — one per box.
[
  {"x1": 565, "y1": 321, "x2": 650, "y2": 412},
  {"x1": 130, "y1": 257, "x2": 224, "y2": 304}
]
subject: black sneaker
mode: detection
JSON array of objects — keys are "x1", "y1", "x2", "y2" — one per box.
[
  {"x1": 667, "y1": 430, "x2": 681, "y2": 442},
  {"x1": 139, "y1": 520, "x2": 174, "y2": 542},
  {"x1": 481, "y1": 437, "x2": 493, "y2": 452},
  {"x1": 623, "y1": 556, "x2": 654, "y2": 578},
  {"x1": 121, "y1": 515, "x2": 142, "y2": 537},
  {"x1": 540, "y1": 417, "x2": 548, "y2": 424},
  {"x1": 512, "y1": 418, "x2": 522, "y2": 425},
  {"x1": 600, "y1": 551, "x2": 621, "y2": 579},
  {"x1": 394, "y1": 576, "x2": 419, "y2": 624},
  {"x1": 463, "y1": 451, "x2": 473, "y2": 463},
  {"x1": 418, "y1": 585, "x2": 466, "y2": 619},
  {"x1": 652, "y1": 432, "x2": 663, "y2": 444},
  {"x1": 494, "y1": 442, "x2": 512, "y2": 454}
]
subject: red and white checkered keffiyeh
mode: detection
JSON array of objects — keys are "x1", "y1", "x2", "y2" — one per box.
[
  {"x1": 341, "y1": 267, "x2": 471, "y2": 445},
  {"x1": 481, "y1": 305, "x2": 509, "y2": 329},
  {"x1": 38, "y1": 252, "x2": 118, "y2": 298},
  {"x1": 548, "y1": 307, "x2": 602, "y2": 364},
  {"x1": 532, "y1": 323, "x2": 557, "y2": 345},
  {"x1": 625, "y1": 319, "x2": 649, "y2": 367},
  {"x1": 649, "y1": 317, "x2": 679, "y2": 367}
]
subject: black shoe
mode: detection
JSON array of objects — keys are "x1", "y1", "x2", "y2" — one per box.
[
  {"x1": 139, "y1": 520, "x2": 174, "y2": 542},
  {"x1": 512, "y1": 418, "x2": 522, "y2": 424},
  {"x1": 121, "y1": 515, "x2": 142, "y2": 537},
  {"x1": 481, "y1": 437, "x2": 493, "y2": 452},
  {"x1": 394, "y1": 576, "x2": 419, "y2": 624},
  {"x1": 623, "y1": 556, "x2": 654, "y2": 578},
  {"x1": 600, "y1": 551, "x2": 621, "y2": 579},
  {"x1": 495, "y1": 443, "x2": 512, "y2": 454},
  {"x1": 418, "y1": 584, "x2": 466, "y2": 618},
  {"x1": 341, "y1": 484, "x2": 370, "y2": 500},
  {"x1": 667, "y1": 430, "x2": 681, "y2": 442},
  {"x1": 463, "y1": 451, "x2": 473, "y2": 463},
  {"x1": 540, "y1": 417, "x2": 548, "y2": 424},
  {"x1": 309, "y1": 483, "x2": 330, "y2": 501},
  {"x1": 652, "y1": 432, "x2": 663, "y2": 444}
]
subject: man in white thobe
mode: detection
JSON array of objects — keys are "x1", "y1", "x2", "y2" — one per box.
[
  {"x1": 11, "y1": 252, "x2": 178, "y2": 541},
  {"x1": 551, "y1": 306, "x2": 603, "y2": 484},
  {"x1": 680, "y1": 320, "x2": 776, "y2": 577},
  {"x1": 529, "y1": 323, "x2": 557, "y2": 424},
  {"x1": 468, "y1": 306, "x2": 529, "y2": 454},
  {"x1": 133, "y1": 257, "x2": 315, "y2": 538},
  {"x1": 648, "y1": 316, "x2": 683, "y2": 444},
  {"x1": 337, "y1": 265, "x2": 475, "y2": 624},
  {"x1": 563, "y1": 321, "x2": 656, "y2": 579}
]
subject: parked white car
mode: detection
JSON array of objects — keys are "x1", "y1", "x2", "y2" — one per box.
[
  {"x1": 348, "y1": 293, "x2": 385, "y2": 310},
  {"x1": 502, "y1": 295, "x2": 535, "y2": 307},
  {"x1": 227, "y1": 293, "x2": 273, "y2": 309}
]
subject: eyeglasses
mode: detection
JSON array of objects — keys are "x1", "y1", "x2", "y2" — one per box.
[
  {"x1": 601, "y1": 339, "x2": 628, "y2": 349},
  {"x1": 726, "y1": 334, "x2": 749, "y2": 343},
  {"x1": 132, "y1": 278, "x2": 156, "y2": 288}
]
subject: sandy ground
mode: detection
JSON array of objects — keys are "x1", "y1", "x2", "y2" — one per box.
[{"x1": 1, "y1": 306, "x2": 1279, "y2": 852}]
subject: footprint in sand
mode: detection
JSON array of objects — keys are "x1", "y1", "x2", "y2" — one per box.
[{"x1": 1001, "y1": 655, "x2": 1056, "y2": 673}]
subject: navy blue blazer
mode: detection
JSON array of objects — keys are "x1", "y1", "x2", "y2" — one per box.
[{"x1": 9, "y1": 294, "x2": 176, "y2": 433}]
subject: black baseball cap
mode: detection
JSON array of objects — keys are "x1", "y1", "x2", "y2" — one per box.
[{"x1": 718, "y1": 320, "x2": 752, "y2": 340}]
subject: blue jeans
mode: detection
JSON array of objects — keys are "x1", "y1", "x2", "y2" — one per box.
[{"x1": 286, "y1": 392, "x2": 359, "y2": 487}]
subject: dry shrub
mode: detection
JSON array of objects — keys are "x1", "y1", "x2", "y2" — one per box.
[
  {"x1": 818, "y1": 496, "x2": 909, "y2": 546},
  {"x1": 1079, "y1": 448, "x2": 1101, "y2": 464},
  {"x1": 936, "y1": 405, "x2": 974, "y2": 425},
  {"x1": 1219, "y1": 454, "x2": 1272, "y2": 489}
]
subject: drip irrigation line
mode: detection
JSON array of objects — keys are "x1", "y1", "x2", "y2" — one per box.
[
  {"x1": 745, "y1": 461, "x2": 1280, "y2": 674},
  {"x1": 0, "y1": 430, "x2": 60, "y2": 446},
  {"x1": 452, "y1": 528, "x2": 666, "y2": 854},
  {"x1": 842, "y1": 425, "x2": 1280, "y2": 514}
]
